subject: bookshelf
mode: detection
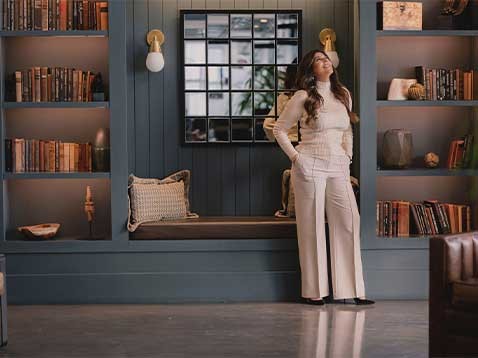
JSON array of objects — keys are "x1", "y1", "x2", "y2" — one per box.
[
  {"x1": 0, "y1": 0, "x2": 128, "y2": 247},
  {"x1": 360, "y1": 1, "x2": 478, "y2": 250}
]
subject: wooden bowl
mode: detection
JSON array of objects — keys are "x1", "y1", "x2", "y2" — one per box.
[{"x1": 17, "y1": 223, "x2": 60, "y2": 240}]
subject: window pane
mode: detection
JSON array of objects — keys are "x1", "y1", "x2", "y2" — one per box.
[
  {"x1": 254, "y1": 92, "x2": 274, "y2": 115},
  {"x1": 277, "y1": 65, "x2": 298, "y2": 90},
  {"x1": 207, "y1": 14, "x2": 229, "y2": 38},
  {"x1": 208, "y1": 119, "x2": 230, "y2": 142},
  {"x1": 277, "y1": 40, "x2": 298, "y2": 64},
  {"x1": 208, "y1": 92, "x2": 230, "y2": 116},
  {"x1": 185, "y1": 92, "x2": 206, "y2": 116},
  {"x1": 185, "y1": 41, "x2": 206, "y2": 64},
  {"x1": 231, "y1": 92, "x2": 252, "y2": 116},
  {"x1": 231, "y1": 66, "x2": 252, "y2": 90},
  {"x1": 254, "y1": 40, "x2": 275, "y2": 64},
  {"x1": 231, "y1": 14, "x2": 252, "y2": 38},
  {"x1": 277, "y1": 13, "x2": 298, "y2": 38},
  {"x1": 232, "y1": 119, "x2": 253, "y2": 141},
  {"x1": 185, "y1": 66, "x2": 206, "y2": 90},
  {"x1": 208, "y1": 66, "x2": 229, "y2": 90},
  {"x1": 208, "y1": 40, "x2": 229, "y2": 64},
  {"x1": 253, "y1": 13, "x2": 275, "y2": 38},
  {"x1": 184, "y1": 13, "x2": 206, "y2": 38},
  {"x1": 185, "y1": 118, "x2": 207, "y2": 142},
  {"x1": 231, "y1": 41, "x2": 252, "y2": 64},
  {"x1": 254, "y1": 118, "x2": 269, "y2": 141},
  {"x1": 254, "y1": 66, "x2": 275, "y2": 90}
]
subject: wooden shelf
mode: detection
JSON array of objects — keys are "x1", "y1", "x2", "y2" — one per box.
[
  {"x1": 0, "y1": 30, "x2": 108, "y2": 37},
  {"x1": 377, "y1": 169, "x2": 478, "y2": 176},
  {"x1": 376, "y1": 30, "x2": 478, "y2": 37},
  {"x1": 377, "y1": 235, "x2": 430, "y2": 240},
  {"x1": 6, "y1": 236, "x2": 108, "y2": 242},
  {"x1": 377, "y1": 100, "x2": 478, "y2": 107},
  {"x1": 3, "y1": 101, "x2": 109, "y2": 109},
  {"x1": 4, "y1": 172, "x2": 110, "y2": 179}
]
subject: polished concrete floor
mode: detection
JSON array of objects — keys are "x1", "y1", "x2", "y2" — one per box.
[{"x1": 0, "y1": 301, "x2": 427, "y2": 358}]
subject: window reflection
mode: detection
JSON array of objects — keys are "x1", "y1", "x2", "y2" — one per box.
[
  {"x1": 254, "y1": 40, "x2": 275, "y2": 64},
  {"x1": 185, "y1": 66, "x2": 206, "y2": 90},
  {"x1": 185, "y1": 118, "x2": 207, "y2": 142},
  {"x1": 277, "y1": 13, "x2": 298, "y2": 38},
  {"x1": 208, "y1": 92, "x2": 229, "y2": 116},
  {"x1": 231, "y1": 14, "x2": 252, "y2": 37},
  {"x1": 184, "y1": 13, "x2": 206, "y2": 38},
  {"x1": 207, "y1": 14, "x2": 229, "y2": 38},
  {"x1": 184, "y1": 41, "x2": 206, "y2": 64},
  {"x1": 253, "y1": 13, "x2": 275, "y2": 38},
  {"x1": 208, "y1": 66, "x2": 229, "y2": 90},
  {"x1": 208, "y1": 119, "x2": 230, "y2": 142}
]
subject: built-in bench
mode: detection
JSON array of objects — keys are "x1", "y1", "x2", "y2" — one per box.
[{"x1": 129, "y1": 216, "x2": 298, "y2": 240}]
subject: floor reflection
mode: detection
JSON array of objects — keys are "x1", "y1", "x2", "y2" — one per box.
[{"x1": 299, "y1": 306, "x2": 368, "y2": 358}]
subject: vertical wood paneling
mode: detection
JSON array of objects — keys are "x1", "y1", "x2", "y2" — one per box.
[
  {"x1": 221, "y1": 0, "x2": 237, "y2": 215},
  {"x1": 206, "y1": 0, "x2": 223, "y2": 215},
  {"x1": 163, "y1": 0, "x2": 181, "y2": 175},
  {"x1": 148, "y1": 0, "x2": 165, "y2": 178},
  {"x1": 133, "y1": 0, "x2": 150, "y2": 177},
  {"x1": 130, "y1": 0, "x2": 355, "y2": 216},
  {"x1": 127, "y1": 0, "x2": 136, "y2": 174}
]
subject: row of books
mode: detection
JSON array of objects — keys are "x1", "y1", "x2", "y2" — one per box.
[
  {"x1": 12, "y1": 67, "x2": 99, "y2": 102},
  {"x1": 377, "y1": 200, "x2": 471, "y2": 237},
  {"x1": 2, "y1": 0, "x2": 108, "y2": 31},
  {"x1": 5, "y1": 138, "x2": 93, "y2": 173},
  {"x1": 447, "y1": 134, "x2": 475, "y2": 169},
  {"x1": 414, "y1": 66, "x2": 478, "y2": 101}
]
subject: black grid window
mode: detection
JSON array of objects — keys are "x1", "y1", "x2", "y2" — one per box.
[{"x1": 181, "y1": 10, "x2": 302, "y2": 144}]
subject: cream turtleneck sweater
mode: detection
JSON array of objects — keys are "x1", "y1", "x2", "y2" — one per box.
[{"x1": 272, "y1": 79, "x2": 353, "y2": 164}]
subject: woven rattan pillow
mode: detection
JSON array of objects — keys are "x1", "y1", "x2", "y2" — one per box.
[{"x1": 127, "y1": 170, "x2": 199, "y2": 232}]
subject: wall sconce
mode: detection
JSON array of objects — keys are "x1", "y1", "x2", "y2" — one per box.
[
  {"x1": 146, "y1": 29, "x2": 165, "y2": 72},
  {"x1": 319, "y1": 28, "x2": 339, "y2": 68}
]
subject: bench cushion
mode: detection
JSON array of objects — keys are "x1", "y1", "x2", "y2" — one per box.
[{"x1": 130, "y1": 216, "x2": 297, "y2": 240}]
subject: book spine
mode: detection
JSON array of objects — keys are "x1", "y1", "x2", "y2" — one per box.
[
  {"x1": 40, "y1": 66, "x2": 48, "y2": 102},
  {"x1": 5, "y1": 139, "x2": 12, "y2": 172},
  {"x1": 15, "y1": 71, "x2": 22, "y2": 102}
]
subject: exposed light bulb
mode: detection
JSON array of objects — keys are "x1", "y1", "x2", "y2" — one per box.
[{"x1": 146, "y1": 51, "x2": 165, "y2": 72}]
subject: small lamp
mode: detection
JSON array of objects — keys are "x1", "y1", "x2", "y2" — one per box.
[
  {"x1": 319, "y1": 28, "x2": 339, "y2": 68},
  {"x1": 146, "y1": 29, "x2": 165, "y2": 72}
]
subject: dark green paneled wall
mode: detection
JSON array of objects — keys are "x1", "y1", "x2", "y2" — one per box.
[{"x1": 127, "y1": 0, "x2": 356, "y2": 216}]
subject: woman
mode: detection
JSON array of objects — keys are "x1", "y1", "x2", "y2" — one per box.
[
  {"x1": 263, "y1": 64, "x2": 299, "y2": 142},
  {"x1": 273, "y1": 49, "x2": 374, "y2": 306}
]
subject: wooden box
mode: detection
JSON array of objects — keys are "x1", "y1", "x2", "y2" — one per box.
[{"x1": 377, "y1": 1, "x2": 423, "y2": 30}]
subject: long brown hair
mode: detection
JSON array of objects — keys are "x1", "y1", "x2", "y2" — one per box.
[{"x1": 296, "y1": 49, "x2": 359, "y2": 125}]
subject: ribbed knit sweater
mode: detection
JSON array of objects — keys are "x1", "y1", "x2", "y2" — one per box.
[{"x1": 272, "y1": 79, "x2": 353, "y2": 164}]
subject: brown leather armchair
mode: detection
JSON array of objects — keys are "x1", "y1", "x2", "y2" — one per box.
[{"x1": 429, "y1": 232, "x2": 478, "y2": 357}]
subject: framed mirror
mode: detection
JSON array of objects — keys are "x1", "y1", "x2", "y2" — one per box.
[{"x1": 181, "y1": 10, "x2": 302, "y2": 143}]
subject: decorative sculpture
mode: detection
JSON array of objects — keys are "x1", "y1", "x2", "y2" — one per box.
[
  {"x1": 408, "y1": 83, "x2": 426, "y2": 100},
  {"x1": 424, "y1": 152, "x2": 440, "y2": 168},
  {"x1": 84, "y1": 185, "x2": 95, "y2": 238},
  {"x1": 387, "y1": 78, "x2": 417, "y2": 100},
  {"x1": 382, "y1": 129, "x2": 414, "y2": 169},
  {"x1": 17, "y1": 223, "x2": 60, "y2": 240}
]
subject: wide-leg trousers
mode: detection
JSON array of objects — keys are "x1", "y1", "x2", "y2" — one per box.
[{"x1": 291, "y1": 152, "x2": 366, "y2": 299}]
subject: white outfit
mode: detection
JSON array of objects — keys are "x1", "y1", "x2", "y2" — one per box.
[{"x1": 272, "y1": 80, "x2": 365, "y2": 299}]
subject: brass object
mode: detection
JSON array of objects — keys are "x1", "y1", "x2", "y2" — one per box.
[
  {"x1": 17, "y1": 223, "x2": 60, "y2": 240},
  {"x1": 84, "y1": 186, "x2": 95, "y2": 237},
  {"x1": 319, "y1": 28, "x2": 336, "y2": 52},
  {"x1": 408, "y1": 83, "x2": 426, "y2": 100},
  {"x1": 146, "y1": 29, "x2": 165, "y2": 51},
  {"x1": 424, "y1": 152, "x2": 440, "y2": 168}
]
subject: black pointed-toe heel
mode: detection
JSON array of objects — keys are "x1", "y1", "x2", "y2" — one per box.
[
  {"x1": 304, "y1": 298, "x2": 325, "y2": 306},
  {"x1": 353, "y1": 298, "x2": 375, "y2": 305}
]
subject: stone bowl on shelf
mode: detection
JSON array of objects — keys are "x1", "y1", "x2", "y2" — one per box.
[{"x1": 17, "y1": 223, "x2": 60, "y2": 240}]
